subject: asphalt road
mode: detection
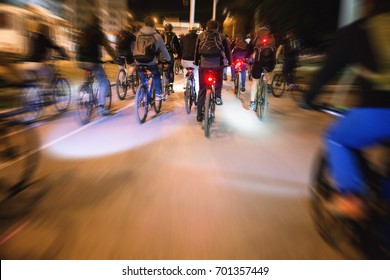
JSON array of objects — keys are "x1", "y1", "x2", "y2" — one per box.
[{"x1": 0, "y1": 62, "x2": 347, "y2": 259}]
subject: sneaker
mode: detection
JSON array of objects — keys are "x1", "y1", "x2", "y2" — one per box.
[
  {"x1": 325, "y1": 193, "x2": 367, "y2": 220},
  {"x1": 223, "y1": 74, "x2": 227, "y2": 81},
  {"x1": 215, "y1": 97, "x2": 223, "y2": 105},
  {"x1": 240, "y1": 86, "x2": 246, "y2": 92},
  {"x1": 98, "y1": 105, "x2": 110, "y2": 116},
  {"x1": 196, "y1": 114, "x2": 203, "y2": 122},
  {"x1": 169, "y1": 83, "x2": 175, "y2": 93},
  {"x1": 249, "y1": 101, "x2": 256, "y2": 111}
]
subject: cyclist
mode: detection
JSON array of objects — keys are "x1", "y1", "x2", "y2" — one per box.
[
  {"x1": 300, "y1": 0, "x2": 390, "y2": 219},
  {"x1": 133, "y1": 16, "x2": 171, "y2": 101},
  {"x1": 115, "y1": 24, "x2": 136, "y2": 79},
  {"x1": 230, "y1": 33, "x2": 248, "y2": 92},
  {"x1": 194, "y1": 19, "x2": 232, "y2": 122},
  {"x1": 245, "y1": 25, "x2": 276, "y2": 111},
  {"x1": 180, "y1": 26, "x2": 199, "y2": 96},
  {"x1": 24, "y1": 22, "x2": 69, "y2": 86},
  {"x1": 162, "y1": 23, "x2": 182, "y2": 93},
  {"x1": 76, "y1": 15, "x2": 116, "y2": 116},
  {"x1": 275, "y1": 31, "x2": 301, "y2": 90}
]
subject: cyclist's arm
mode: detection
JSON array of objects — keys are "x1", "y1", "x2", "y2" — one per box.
[
  {"x1": 173, "y1": 35, "x2": 182, "y2": 59},
  {"x1": 304, "y1": 27, "x2": 353, "y2": 104},
  {"x1": 222, "y1": 36, "x2": 233, "y2": 65},
  {"x1": 276, "y1": 44, "x2": 283, "y2": 60},
  {"x1": 102, "y1": 34, "x2": 116, "y2": 60},
  {"x1": 155, "y1": 35, "x2": 171, "y2": 63}
]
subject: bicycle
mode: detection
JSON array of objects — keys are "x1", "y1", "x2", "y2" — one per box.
[
  {"x1": 115, "y1": 55, "x2": 139, "y2": 100},
  {"x1": 184, "y1": 67, "x2": 197, "y2": 114},
  {"x1": 20, "y1": 56, "x2": 71, "y2": 123},
  {"x1": 271, "y1": 63, "x2": 305, "y2": 103},
  {"x1": 202, "y1": 70, "x2": 217, "y2": 138},
  {"x1": 159, "y1": 61, "x2": 172, "y2": 96},
  {"x1": 135, "y1": 64, "x2": 164, "y2": 124},
  {"x1": 253, "y1": 68, "x2": 269, "y2": 121},
  {"x1": 174, "y1": 57, "x2": 183, "y2": 75},
  {"x1": 76, "y1": 61, "x2": 114, "y2": 125},
  {"x1": 0, "y1": 107, "x2": 40, "y2": 199},
  {"x1": 308, "y1": 104, "x2": 390, "y2": 259},
  {"x1": 233, "y1": 58, "x2": 246, "y2": 99}
]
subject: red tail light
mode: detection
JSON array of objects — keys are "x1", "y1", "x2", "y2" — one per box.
[
  {"x1": 205, "y1": 71, "x2": 216, "y2": 85},
  {"x1": 262, "y1": 37, "x2": 268, "y2": 44}
]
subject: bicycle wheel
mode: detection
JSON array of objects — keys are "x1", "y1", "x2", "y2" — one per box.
[
  {"x1": 233, "y1": 72, "x2": 239, "y2": 97},
  {"x1": 0, "y1": 121, "x2": 40, "y2": 195},
  {"x1": 105, "y1": 82, "x2": 112, "y2": 110},
  {"x1": 256, "y1": 78, "x2": 268, "y2": 121},
  {"x1": 237, "y1": 72, "x2": 241, "y2": 99},
  {"x1": 152, "y1": 87, "x2": 162, "y2": 114},
  {"x1": 310, "y1": 151, "x2": 363, "y2": 259},
  {"x1": 271, "y1": 73, "x2": 286, "y2": 97},
  {"x1": 174, "y1": 61, "x2": 180, "y2": 75},
  {"x1": 135, "y1": 85, "x2": 148, "y2": 123},
  {"x1": 19, "y1": 85, "x2": 42, "y2": 124},
  {"x1": 130, "y1": 72, "x2": 138, "y2": 95},
  {"x1": 77, "y1": 84, "x2": 93, "y2": 124},
  {"x1": 204, "y1": 89, "x2": 211, "y2": 138},
  {"x1": 116, "y1": 69, "x2": 128, "y2": 100},
  {"x1": 53, "y1": 77, "x2": 71, "y2": 112},
  {"x1": 184, "y1": 81, "x2": 191, "y2": 114}
]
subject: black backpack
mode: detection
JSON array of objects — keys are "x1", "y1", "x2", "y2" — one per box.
[
  {"x1": 198, "y1": 31, "x2": 223, "y2": 57},
  {"x1": 164, "y1": 32, "x2": 175, "y2": 53},
  {"x1": 133, "y1": 33, "x2": 157, "y2": 63},
  {"x1": 116, "y1": 30, "x2": 134, "y2": 50}
]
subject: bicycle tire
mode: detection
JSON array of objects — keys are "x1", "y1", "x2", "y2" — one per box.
[
  {"x1": 152, "y1": 87, "x2": 162, "y2": 114},
  {"x1": 271, "y1": 73, "x2": 285, "y2": 98},
  {"x1": 184, "y1": 83, "x2": 190, "y2": 114},
  {"x1": 105, "y1": 82, "x2": 112, "y2": 110},
  {"x1": 130, "y1": 72, "x2": 139, "y2": 95},
  {"x1": 135, "y1": 85, "x2": 148, "y2": 123},
  {"x1": 53, "y1": 77, "x2": 71, "y2": 112},
  {"x1": 310, "y1": 151, "x2": 364, "y2": 259},
  {"x1": 256, "y1": 78, "x2": 268, "y2": 121},
  {"x1": 237, "y1": 72, "x2": 241, "y2": 99},
  {"x1": 0, "y1": 121, "x2": 40, "y2": 195},
  {"x1": 19, "y1": 85, "x2": 42, "y2": 124},
  {"x1": 204, "y1": 89, "x2": 211, "y2": 138},
  {"x1": 77, "y1": 84, "x2": 93, "y2": 124},
  {"x1": 116, "y1": 69, "x2": 128, "y2": 100},
  {"x1": 233, "y1": 72, "x2": 239, "y2": 97}
]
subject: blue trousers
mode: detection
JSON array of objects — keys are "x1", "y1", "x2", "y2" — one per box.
[
  {"x1": 137, "y1": 64, "x2": 162, "y2": 96},
  {"x1": 325, "y1": 108, "x2": 390, "y2": 198}
]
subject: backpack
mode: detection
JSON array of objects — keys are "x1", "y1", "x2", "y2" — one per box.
[
  {"x1": 116, "y1": 30, "x2": 133, "y2": 50},
  {"x1": 253, "y1": 35, "x2": 276, "y2": 63},
  {"x1": 198, "y1": 31, "x2": 224, "y2": 57},
  {"x1": 164, "y1": 32, "x2": 175, "y2": 53},
  {"x1": 133, "y1": 33, "x2": 157, "y2": 63}
]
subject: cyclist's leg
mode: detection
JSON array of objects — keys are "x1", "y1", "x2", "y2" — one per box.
[
  {"x1": 148, "y1": 64, "x2": 163, "y2": 99},
  {"x1": 241, "y1": 67, "x2": 247, "y2": 90},
  {"x1": 325, "y1": 108, "x2": 390, "y2": 196},
  {"x1": 230, "y1": 65, "x2": 235, "y2": 82},
  {"x1": 214, "y1": 66, "x2": 224, "y2": 105},
  {"x1": 93, "y1": 64, "x2": 109, "y2": 110}
]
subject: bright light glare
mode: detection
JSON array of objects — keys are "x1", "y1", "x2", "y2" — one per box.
[
  {"x1": 219, "y1": 91, "x2": 271, "y2": 138},
  {"x1": 46, "y1": 112, "x2": 181, "y2": 159}
]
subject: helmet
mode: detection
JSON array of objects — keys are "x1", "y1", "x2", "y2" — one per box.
[
  {"x1": 164, "y1": 23, "x2": 173, "y2": 31},
  {"x1": 188, "y1": 26, "x2": 197, "y2": 33}
]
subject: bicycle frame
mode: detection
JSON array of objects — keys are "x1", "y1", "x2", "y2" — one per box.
[{"x1": 184, "y1": 67, "x2": 196, "y2": 114}]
